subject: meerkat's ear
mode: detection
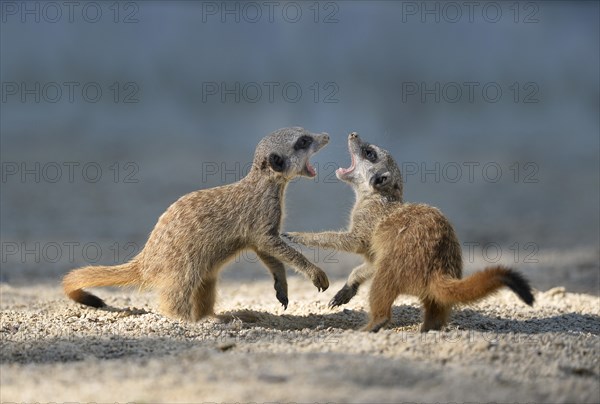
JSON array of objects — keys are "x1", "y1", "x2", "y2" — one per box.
[
  {"x1": 268, "y1": 153, "x2": 287, "y2": 173},
  {"x1": 370, "y1": 171, "x2": 390, "y2": 190}
]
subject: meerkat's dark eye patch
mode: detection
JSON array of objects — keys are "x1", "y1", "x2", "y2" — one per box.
[
  {"x1": 361, "y1": 146, "x2": 378, "y2": 162},
  {"x1": 294, "y1": 135, "x2": 313, "y2": 151},
  {"x1": 268, "y1": 153, "x2": 287, "y2": 172}
]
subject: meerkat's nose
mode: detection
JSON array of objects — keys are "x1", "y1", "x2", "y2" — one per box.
[
  {"x1": 349, "y1": 132, "x2": 358, "y2": 140},
  {"x1": 322, "y1": 133, "x2": 330, "y2": 143}
]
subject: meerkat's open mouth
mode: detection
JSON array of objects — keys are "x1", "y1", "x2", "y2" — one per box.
[
  {"x1": 336, "y1": 151, "x2": 356, "y2": 177},
  {"x1": 305, "y1": 160, "x2": 317, "y2": 177}
]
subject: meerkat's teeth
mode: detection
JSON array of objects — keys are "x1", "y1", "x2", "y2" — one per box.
[
  {"x1": 305, "y1": 159, "x2": 317, "y2": 177},
  {"x1": 337, "y1": 152, "x2": 356, "y2": 176}
]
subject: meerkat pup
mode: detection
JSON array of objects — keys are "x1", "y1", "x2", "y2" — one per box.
[
  {"x1": 63, "y1": 127, "x2": 330, "y2": 321},
  {"x1": 284, "y1": 132, "x2": 534, "y2": 332}
]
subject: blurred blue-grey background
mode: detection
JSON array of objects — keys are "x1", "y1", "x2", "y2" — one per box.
[{"x1": 1, "y1": 1, "x2": 598, "y2": 293}]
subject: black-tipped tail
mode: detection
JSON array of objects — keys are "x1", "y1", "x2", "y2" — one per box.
[
  {"x1": 68, "y1": 289, "x2": 106, "y2": 308},
  {"x1": 63, "y1": 262, "x2": 139, "y2": 308},
  {"x1": 501, "y1": 270, "x2": 535, "y2": 306}
]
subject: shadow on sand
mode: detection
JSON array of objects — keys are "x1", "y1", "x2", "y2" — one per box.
[
  {"x1": 2, "y1": 304, "x2": 597, "y2": 365},
  {"x1": 220, "y1": 305, "x2": 600, "y2": 335}
]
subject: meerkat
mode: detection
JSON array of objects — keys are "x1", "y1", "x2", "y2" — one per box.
[
  {"x1": 284, "y1": 132, "x2": 534, "y2": 332},
  {"x1": 63, "y1": 127, "x2": 330, "y2": 321}
]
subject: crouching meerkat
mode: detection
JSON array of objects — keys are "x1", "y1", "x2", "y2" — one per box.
[
  {"x1": 284, "y1": 132, "x2": 534, "y2": 332},
  {"x1": 63, "y1": 127, "x2": 330, "y2": 321}
]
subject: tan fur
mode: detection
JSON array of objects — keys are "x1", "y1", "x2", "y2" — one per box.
[
  {"x1": 63, "y1": 127, "x2": 330, "y2": 320},
  {"x1": 285, "y1": 132, "x2": 534, "y2": 332}
]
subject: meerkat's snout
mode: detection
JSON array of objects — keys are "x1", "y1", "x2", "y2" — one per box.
[
  {"x1": 336, "y1": 132, "x2": 364, "y2": 181},
  {"x1": 298, "y1": 131, "x2": 329, "y2": 178},
  {"x1": 313, "y1": 132, "x2": 330, "y2": 153}
]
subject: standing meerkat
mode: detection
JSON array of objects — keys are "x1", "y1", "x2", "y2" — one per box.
[
  {"x1": 284, "y1": 132, "x2": 534, "y2": 332},
  {"x1": 63, "y1": 127, "x2": 330, "y2": 321}
]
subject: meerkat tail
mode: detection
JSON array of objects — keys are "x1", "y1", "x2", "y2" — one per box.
[
  {"x1": 62, "y1": 261, "x2": 140, "y2": 308},
  {"x1": 430, "y1": 266, "x2": 534, "y2": 306}
]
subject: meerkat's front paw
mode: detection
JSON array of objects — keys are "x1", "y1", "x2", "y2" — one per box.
[
  {"x1": 329, "y1": 283, "x2": 359, "y2": 307},
  {"x1": 276, "y1": 290, "x2": 289, "y2": 309},
  {"x1": 274, "y1": 279, "x2": 288, "y2": 309},
  {"x1": 310, "y1": 267, "x2": 329, "y2": 292}
]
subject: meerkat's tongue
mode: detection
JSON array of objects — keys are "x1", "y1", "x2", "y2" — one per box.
[{"x1": 306, "y1": 161, "x2": 316, "y2": 177}]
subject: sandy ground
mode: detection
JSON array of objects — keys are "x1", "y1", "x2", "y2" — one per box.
[{"x1": 1, "y1": 277, "x2": 598, "y2": 403}]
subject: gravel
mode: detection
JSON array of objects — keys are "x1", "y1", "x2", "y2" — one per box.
[{"x1": 1, "y1": 278, "x2": 598, "y2": 403}]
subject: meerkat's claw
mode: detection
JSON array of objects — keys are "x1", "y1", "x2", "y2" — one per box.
[
  {"x1": 272, "y1": 277, "x2": 288, "y2": 309},
  {"x1": 311, "y1": 269, "x2": 329, "y2": 292},
  {"x1": 329, "y1": 284, "x2": 358, "y2": 307},
  {"x1": 276, "y1": 291, "x2": 289, "y2": 309}
]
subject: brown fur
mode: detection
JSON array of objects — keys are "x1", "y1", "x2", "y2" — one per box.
[
  {"x1": 285, "y1": 132, "x2": 534, "y2": 332},
  {"x1": 63, "y1": 127, "x2": 330, "y2": 321}
]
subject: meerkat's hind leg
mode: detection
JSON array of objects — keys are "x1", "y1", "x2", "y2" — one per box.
[
  {"x1": 191, "y1": 276, "x2": 218, "y2": 321},
  {"x1": 157, "y1": 269, "x2": 203, "y2": 321},
  {"x1": 257, "y1": 251, "x2": 288, "y2": 309},
  {"x1": 158, "y1": 284, "x2": 195, "y2": 321},
  {"x1": 420, "y1": 298, "x2": 451, "y2": 332},
  {"x1": 363, "y1": 268, "x2": 398, "y2": 332},
  {"x1": 330, "y1": 263, "x2": 374, "y2": 307}
]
